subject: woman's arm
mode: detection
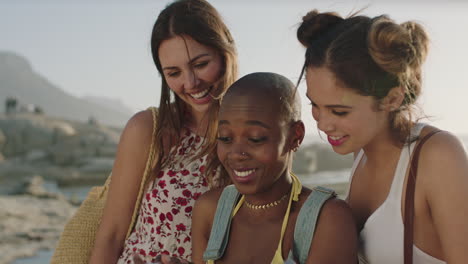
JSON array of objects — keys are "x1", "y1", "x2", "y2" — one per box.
[
  {"x1": 306, "y1": 198, "x2": 358, "y2": 264},
  {"x1": 420, "y1": 131, "x2": 468, "y2": 263},
  {"x1": 191, "y1": 189, "x2": 222, "y2": 264},
  {"x1": 89, "y1": 109, "x2": 155, "y2": 263}
]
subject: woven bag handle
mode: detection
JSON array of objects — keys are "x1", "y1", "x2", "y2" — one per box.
[
  {"x1": 404, "y1": 129, "x2": 442, "y2": 264},
  {"x1": 125, "y1": 107, "x2": 159, "y2": 239}
]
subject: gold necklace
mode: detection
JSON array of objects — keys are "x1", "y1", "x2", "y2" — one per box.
[{"x1": 244, "y1": 193, "x2": 288, "y2": 210}]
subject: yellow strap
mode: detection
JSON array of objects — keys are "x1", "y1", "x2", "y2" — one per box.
[
  {"x1": 290, "y1": 172, "x2": 302, "y2": 202},
  {"x1": 125, "y1": 107, "x2": 159, "y2": 239},
  {"x1": 232, "y1": 195, "x2": 244, "y2": 217},
  {"x1": 225, "y1": 172, "x2": 302, "y2": 264},
  {"x1": 273, "y1": 173, "x2": 301, "y2": 263}
]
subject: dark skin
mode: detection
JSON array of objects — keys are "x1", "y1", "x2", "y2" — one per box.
[
  {"x1": 193, "y1": 185, "x2": 357, "y2": 264},
  {"x1": 191, "y1": 84, "x2": 358, "y2": 264}
]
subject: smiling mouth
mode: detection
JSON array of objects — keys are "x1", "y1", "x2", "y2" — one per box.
[
  {"x1": 189, "y1": 86, "x2": 213, "y2": 99},
  {"x1": 233, "y1": 169, "x2": 256, "y2": 177},
  {"x1": 329, "y1": 135, "x2": 345, "y2": 141}
]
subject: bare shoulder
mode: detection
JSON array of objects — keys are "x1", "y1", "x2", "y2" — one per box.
[
  {"x1": 295, "y1": 187, "x2": 353, "y2": 221},
  {"x1": 108, "y1": 106, "x2": 158, "y2": 185},
  {"x1": 306, "y1": 196, "x2": 358, "y2": 264},
  {"x1": 193, "y1": 187, "x2": 230, "y2": 234},
  {"x1": 416, "y1": 127, "x2": 468, "y2": 262},
  {"x1": 92, "y1": 108, "x2": 159, "y2": 254},
  {"x1": 418, "y1": 126, "x2": 467, "y2": 183},
  {"x1": 319, "y1": 197, "x2": 355, "y2": 225},
  {"x1": 115, "y1": 108, "x2": 157, "y2": 164},
  {"x1": 419, "y1": 125, "x2": 465, "y2": 153},
  {"x1": 194, "y1": 188, "x2": 225, "y2": 214},
  {"x1": 122, "y1": 108, "x2": 155, "y2": 140},
  {"x1": 192, "y1": 187, "x2": 226, "y2": 262}
]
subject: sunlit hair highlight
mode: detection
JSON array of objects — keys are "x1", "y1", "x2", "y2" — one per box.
[
  {"x1": 149, "y1": 0, "x2": 238, "y2": 187},
  {"x1": 297, "y1": 9, "x2": 429, "y2": 143}
]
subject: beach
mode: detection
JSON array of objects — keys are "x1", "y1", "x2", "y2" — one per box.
[{"x1": 2, "y1": 169, "x2": 350, "y2": 264}]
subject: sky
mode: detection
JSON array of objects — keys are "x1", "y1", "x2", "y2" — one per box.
[{"x1": 1, "y1": 0, "x2": 467, "y2": 138}]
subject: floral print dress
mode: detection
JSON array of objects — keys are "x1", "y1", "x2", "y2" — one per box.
[{"x1": 118, "y1": 129, "x2": 212, "y2": 263}]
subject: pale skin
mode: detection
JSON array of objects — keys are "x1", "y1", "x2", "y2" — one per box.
[
  {"x1": 89, "y1": 35, "x2": 224, "y2": 264},
  {"x1": 306, "y1": 66, "x2": 468, "y2": 263},
  {"x1": 191, "y1": 89, "x2": 358, "y2": 264}
]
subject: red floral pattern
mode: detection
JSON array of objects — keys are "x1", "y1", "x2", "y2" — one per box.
[{"x1": 118, "y1": 130, "x2": 213, "y2": 263}]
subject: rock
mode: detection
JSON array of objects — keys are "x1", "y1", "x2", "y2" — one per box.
[
  {"x1": 0, "y1": 113, "x2": 121, "y2": 188},
  {"x1": 15, "y1": 175, "x2": 65, "y2": 199},
  {"x1": 24, "y1": 149, "x2": 48, "y2": 163},
  {"x1": 0, "y1": 195, "x2": 77, "y2": 264},
  {"x1": 0, "y1": 128, "x2": 5, "y2": 148},
  {"x1": 78, "y1": 157, "x2": 114, "y2": 173},
  {"x1": 0, "y1": 113, "x2": 76, "y2": 158}
]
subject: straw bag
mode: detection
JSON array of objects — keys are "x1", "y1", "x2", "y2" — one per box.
[{"x1": 51, "y1": 107, "x2": 159, "y2": 264}]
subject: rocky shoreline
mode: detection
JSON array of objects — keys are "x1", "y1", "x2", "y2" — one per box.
[
  {"x1": 0, "y1": 176, "x2": 77, "y2": 264},
  {"x1": 0, "y1": 112, "x2": 356, "y2": 264}
]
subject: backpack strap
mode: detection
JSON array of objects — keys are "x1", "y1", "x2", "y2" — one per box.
[
  {"x1": 203, "y1": 185, "x2": 240, "y2": 261},
  {"x1": 292, "y1": 186, "x2": 336, "y2": 264}
]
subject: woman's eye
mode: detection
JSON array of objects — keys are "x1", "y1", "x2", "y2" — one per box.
[
  {"x1": 332, "y1": 110, "x2": 348, "y2": 116},
  {"x1": 217, "y1": 136, "x2": 231, "y2": 143},
  {"x1": 249, "y1": 137, "x2": 267, "y2": 143},
  {"x1": 193, "y1": 61, "x2": 209, "y2": 68},
  {"x1": 167, "y1": 71, "x2": 180, "y2": 77}
]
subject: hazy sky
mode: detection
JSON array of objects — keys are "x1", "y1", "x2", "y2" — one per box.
[{"x1": 1, "y1": 0, "x2": 467, "y2": 137}]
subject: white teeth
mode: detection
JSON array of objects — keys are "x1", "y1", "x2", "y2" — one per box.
[
  {"x1": 234, "y1": 169, "x2": 255, "y2": 177},
  {"x1": 190, "y1": 87, "x2": 210, "y2": 99},
  {"x1": 330, "y1": 136, "x2": 342, "y2": 140}
]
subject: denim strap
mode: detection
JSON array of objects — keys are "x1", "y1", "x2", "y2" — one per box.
[
  {"x1": 293, "y1": 186, "x2": 336, "y2": 264},
  {"x1": 202, "y1": 185, "x2": 240, "y2": 261}
]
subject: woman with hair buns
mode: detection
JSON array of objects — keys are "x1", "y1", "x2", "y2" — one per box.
[
  {"x1": 297, "y1": 10, "x2": 468, "y2": 264},
  {"x1": 89, "y1": 0, "x2": 237, "y2": 263}
]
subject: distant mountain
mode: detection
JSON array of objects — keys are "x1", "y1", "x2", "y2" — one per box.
[
  {"x1": 0, "y1": 51, "x2": 133, "y2": 127},
  {"x1": 83, "y1": 95, "x2": 135, "y2": 118}
]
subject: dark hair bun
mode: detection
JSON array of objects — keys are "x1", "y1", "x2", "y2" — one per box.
[{"x1": 297, "y1": 10, "x2": 344, "y2": 47}]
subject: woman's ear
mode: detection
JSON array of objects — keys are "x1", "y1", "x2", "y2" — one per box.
[
  {"x1": 290, "y1": 120, "x2": 305, "y2": 152},
  {"x1": 381, "y1": 86, "x2": 405, "y2": 112}
]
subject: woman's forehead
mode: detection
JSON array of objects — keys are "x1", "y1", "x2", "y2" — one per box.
[
  {"x1": 220, "y1": 93, "x2": 286, "y2": 122},
  {"x1": 221, "y1": 93, "x2": 277, "y2": 113}
]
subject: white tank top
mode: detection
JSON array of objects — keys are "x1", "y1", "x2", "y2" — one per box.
[{"x1": 347, "y1": 123, "x2": 445, "y2": 264}]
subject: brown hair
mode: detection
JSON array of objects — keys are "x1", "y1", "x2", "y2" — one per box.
[
  {"x1": 297, "y1": 10, "x2": 429, "y2": 143},
  {"x1": 150, "y1": 0, "x2": 237, "y2": 186}
]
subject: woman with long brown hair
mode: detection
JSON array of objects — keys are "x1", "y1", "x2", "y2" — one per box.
[{"x1": 89, "y1": 1, "x2": 237, "y2": 263}]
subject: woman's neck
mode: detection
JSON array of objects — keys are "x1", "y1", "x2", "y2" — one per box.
[
  {"x1": 185, "y1": 108, "x2": 209, "y2": 135},
  {"x1": 361, "y1": 126, "x2": 404, "y2": 172},
  {"x1": 243, "y1": 171, "x2": 293, "y2": 207}
]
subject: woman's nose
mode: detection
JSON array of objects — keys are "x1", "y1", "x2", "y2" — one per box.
[
  {"x1": 228, "y1": 143, "x2": 249, "y2": 160},
  {"x1": 316, "y1": 113, "x2": 335, "y2": 133},
  {"x1": 183, "y1": 69, "x2": 200, "y2": 90}
]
